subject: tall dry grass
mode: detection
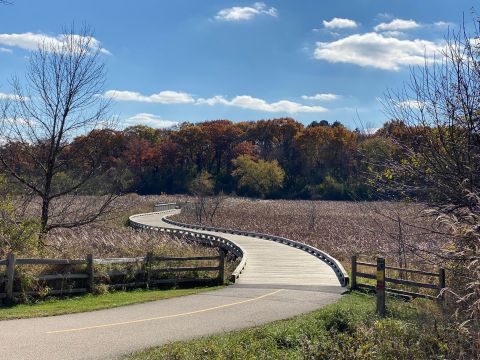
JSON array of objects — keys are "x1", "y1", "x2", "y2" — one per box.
[{"x1": 175, "y1": 197, "x2": 449, "y2": 270}]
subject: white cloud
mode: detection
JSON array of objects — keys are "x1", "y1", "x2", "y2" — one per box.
[
  {"x1": 302, "y1": 93, "x2": 341, "y2": 101},
  {"x1": 314, "y1": 32, "x2": 442, "y2": 71},
  {"x1": 0, "y1": 32, "x2": 109, "y2": 54},
  {"x1": 104, "y1": 90, "x2": 195, "y2": 104},
  {"x1": 374, "y1": 19, "x2": 420, "y2": 32},
  {"x1": 434, "y1": 21, "x2": 454, "y2": 28},
  {"x1": 362, "y1": 127, "x2": 380, "y2": 135},
  {"x1": 106, "y1": 88, "x2": 327, "y2": 113},
  {"x1": 0, "y1": 47, "x2": 12, "y2": 53},
  {"x1": 395, "y1": 99, "x2": 425, "y2": 109},
  {"x1": 0, "y1": 92, "x2": 28, "y2": 101},
  {"x1": 125, "y1": 113, "x2": 179, "y2": 128},
  {"x1": 197, "y1": 95, "x2": 327, "y2": 113},
  {"x1": 215, "y1": 2, "x2": 277, "y2": 21},
  {"x1": 381, "y1": 31, "x2": 405, "y2": 38},
  {"x1": 376, "y1": 13, "x2": 393, "y2": 20},
  {"x1": 323, "y1": 18, "x2": 358, "y2": 29}
]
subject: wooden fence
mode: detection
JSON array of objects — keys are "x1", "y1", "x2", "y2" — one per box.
[
  {"x1": 0, "y1": 250, "x2": 225, "y2": 304},
  {"x1": 351, "y1": 256, "x2": 446, "y2": 315}
]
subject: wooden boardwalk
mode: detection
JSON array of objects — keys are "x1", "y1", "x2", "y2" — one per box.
[{"x1": 136, "y1": 211, "x2": 344, "y2": 291}]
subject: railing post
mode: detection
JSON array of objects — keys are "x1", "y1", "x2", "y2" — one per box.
[
  {"x1": 6, "y1": 252, "x2": 16, "y2": 304},
  {"x1": 146, "y1": 251, "x2": 153, "y2": 288},
  {"x1": 86, "y1": 254, "x2": 94, "y2": 293},
  {"x1": 438, "y1": 268, "x2": 446, "y2": 300},
  {"x1": 376, "y1": 257, "x2": 386, "y2": 317},
  {"x1": 218, "y1": 248, "x2": 226, "y2": 285},
  {"x1": 351, "y1": 255, "x2": 357, "y2": 290}
]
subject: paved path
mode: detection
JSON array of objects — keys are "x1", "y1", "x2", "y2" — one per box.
[{"x1": 1, "y1": 211, "x2": 345, "y2": 360}]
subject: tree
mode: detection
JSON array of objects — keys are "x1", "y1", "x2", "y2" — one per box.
[
  {"x1": 0, "y1": 26, "x2": 120, "y2": 234},
  {"x1": 232, "y1": 155, "x2": 285, "y2": 198},
  {"x1": 381, "y1": 18, "x2": 480, "y2": 352},
  {"x1": 0, "y1": 176, "x2": 39, "y2": 256},
  {"x1": 188, "y1": 171, "x2": 224, "y2": 223}
]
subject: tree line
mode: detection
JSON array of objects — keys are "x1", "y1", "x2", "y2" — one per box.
[{"x1": 9, "y1": 117, "x2": 399, "y2": 200}]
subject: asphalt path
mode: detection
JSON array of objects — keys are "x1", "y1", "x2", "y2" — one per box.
[{"x1": 1, "y1": 212, "x2": 345, "y2": 360}]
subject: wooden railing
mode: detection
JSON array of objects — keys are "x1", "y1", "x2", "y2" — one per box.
[
  {"x1": 0, "y1": 251, "x2": 225, "y2": 304},
  {"x1": 351, "y1": 255, "x2": 446, "y2": 303}
]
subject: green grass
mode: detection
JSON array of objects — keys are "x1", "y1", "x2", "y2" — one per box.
[
  {"x1": 0, "y1": 286, "x2": 222, "y2": 320},
  {"x1": 125, "y1": 292, "x2": 466, "y2": 360}
]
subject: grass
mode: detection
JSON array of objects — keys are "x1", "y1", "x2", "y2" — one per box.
[
  {"x1": 124, "y1": 292, "x2": 466, "y2": 360},
  {"x1": 0, "y1": 286, "x2": 222, "y2": 321}
]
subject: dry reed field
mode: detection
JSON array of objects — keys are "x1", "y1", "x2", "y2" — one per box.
[
  {"x1": 175, "y1": 197, "x2": 449, "y2": 270},
  {"x1": 7, "y1": 194, "x2": 208, "y2": 259}
]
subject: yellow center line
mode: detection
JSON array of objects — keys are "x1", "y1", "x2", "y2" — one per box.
[{"x1": 46, "y1": 289, "x2": 284, "y2": 334}]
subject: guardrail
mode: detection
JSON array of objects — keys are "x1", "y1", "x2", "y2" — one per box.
[
  {"x1": 0, "y1": 251, "x2": 225, "y2": 304},
  {"x1": 136, "y1": 203, "x2": 349, "y2": 287}
]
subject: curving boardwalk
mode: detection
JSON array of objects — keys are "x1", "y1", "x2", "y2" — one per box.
[{"x1": 0, "y1": 209, "x2": 346, "y2": 360}]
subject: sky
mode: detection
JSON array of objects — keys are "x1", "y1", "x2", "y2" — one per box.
[{"x1": 0, "y1": 0, "x2": 477, "y2": 130}]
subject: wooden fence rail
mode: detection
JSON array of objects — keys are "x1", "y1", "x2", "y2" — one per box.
[
  {"x1": 0, "y1": 250, "x2": 226, "y2": 305},
  {"x1": 351, "y1": 255, "x2": 446, "y2": 316}
]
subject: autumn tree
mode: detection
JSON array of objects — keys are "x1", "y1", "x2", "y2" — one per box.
[
  {"x1": 0, "y1": 26, "x2": 120, "y2": 234},
  {"x1": 232, "y1": 155, "x2": 285, "y2": 198}
]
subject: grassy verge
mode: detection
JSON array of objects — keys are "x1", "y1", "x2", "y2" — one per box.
[
  {"x1": 125, "y1": 292, "x2": 466, "y2": 360},
  {"x1": 0, "y1": 286, "x2": 222, "y2": 321}
]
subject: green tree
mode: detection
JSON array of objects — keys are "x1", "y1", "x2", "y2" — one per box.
[
  {"x1": 0, "y1": 176, "x2": 39, "y2": 256},
  {"x1": 232, "y1": 155, "x2": 285, "y2": 198}
]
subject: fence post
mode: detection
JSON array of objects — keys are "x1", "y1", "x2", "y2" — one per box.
[
  {"x1": 376, "y1": 257, "x2": 386, "y2": 317},
  {"x1": 351, "y1": 255, "x2": 357, "y2": 290},
  {"x1": 6, "y1": 252, "x2": 16, "y2": 303},
  {"x1": 438, "y1": 268, "x2": 446, "y2": 300},
  {"x1": 218, "y1": 248, "x2": 226, "y2": 285},
  {"x1": 146, "y1": 252, "x2": 153, "y2": 288},
  {"x1": 86, "y1": 254, "x2": 94, "y2": 293}
]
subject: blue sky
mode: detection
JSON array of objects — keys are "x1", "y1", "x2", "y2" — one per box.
[{"x1": 0, "y1": 0, "x2": 476, "y2": 130}]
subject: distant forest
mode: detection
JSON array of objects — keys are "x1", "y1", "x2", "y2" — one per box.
[{"x1": 2, "y1": 117, "x2": 406, "y2": 200}]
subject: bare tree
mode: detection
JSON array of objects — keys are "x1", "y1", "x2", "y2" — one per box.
[
  {"x1": 0, "y1": 26, "x2": 120, "y2": 234},
  {"x1": 380, "y1": 18, "x2": 480, "y2": 354}
]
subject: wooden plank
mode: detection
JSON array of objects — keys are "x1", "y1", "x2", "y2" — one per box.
[
  {"x1": 376, "y1": 257, "x2": 386, "y2": 317},
  {"x1": 152, "y1": 256, "x2": 221, "y2": 261},
  {"x1": 16, "y1": 258, "x2": 86, "y2": 265},
  {"x1": 385, "y1": 277, "x2": 439, "y2": 290},
  {"x1": 153, "y1": 266, "x2": 220, "y2": 273},
  {"x1": 6, "y1": 253, "x2": 16, "y2": 302},
  {"x1": 356, "y1": 271, "x2": 376, "y2": 280},
  {"x1": 0, "y1": 259, "x2": 7, "y2": 266},
  {"x1": 351, "y1": 255, "x2": 357, "y2": 290},
  {"x1": 94, "y1": 257, "x2": 145, "y2": 265},
  {"x1": 356, "y1": 283, "x2": 436, "y2": 300},
  {"x1": 35, "y1": 273, "x2": 89, "y2": 281},
  {"x1": 86, "y1": 254, "x2": 94, "y2": 293},
  {"x1": 384, "y1": 287, "x2": 437, "y2": 300},
  {"x1": 385, "y1": 265, "x2": 439, "y2": 277}
]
